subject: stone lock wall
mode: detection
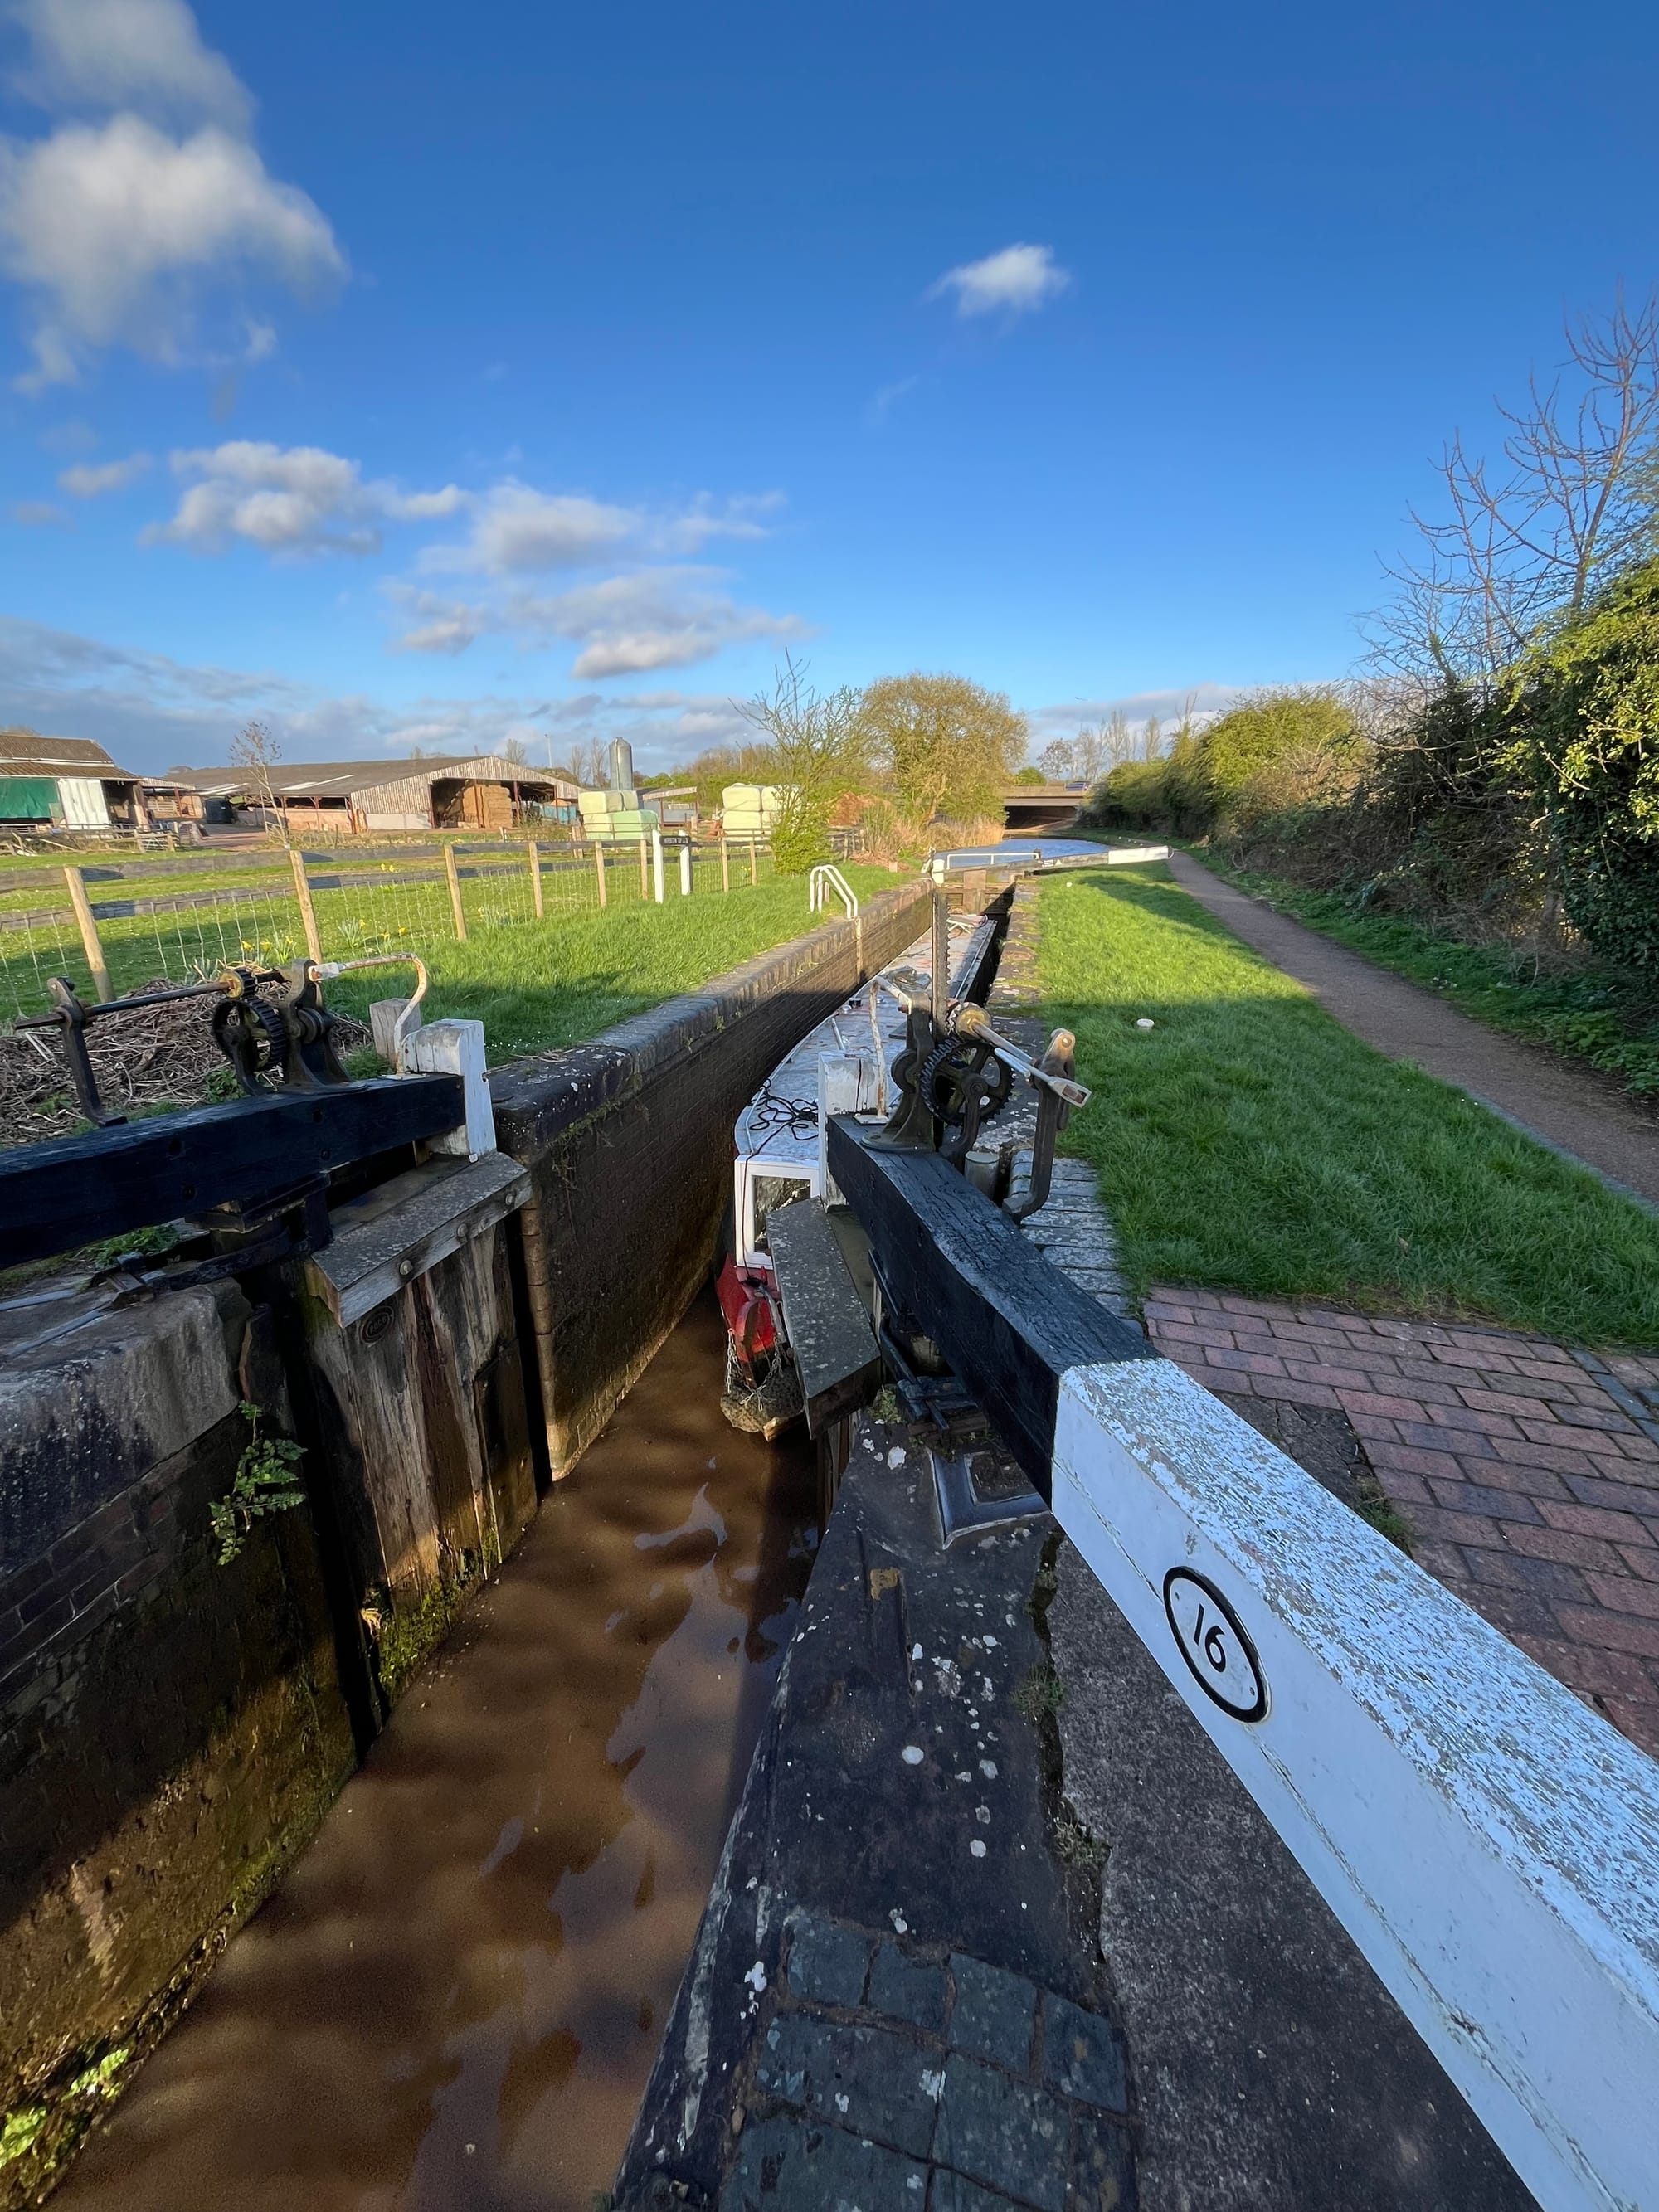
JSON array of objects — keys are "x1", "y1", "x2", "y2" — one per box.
[
  {"x1": 491, "y1": 880, "x2": 932, "y2": 1475},
  {"x1": 0, "y1": 1284, "x2": 355, "y2": 2205},
  {"x1": 0, "y1": 878, "x2": 936, "y2": 2200}
]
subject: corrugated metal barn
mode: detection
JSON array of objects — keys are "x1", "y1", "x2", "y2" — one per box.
[
  {"x1": 164, "y1": 755, "x2": 578, "y2": 834},
  {"x1": 0, "y1": 730, "x2": 145, "y2": 830}
]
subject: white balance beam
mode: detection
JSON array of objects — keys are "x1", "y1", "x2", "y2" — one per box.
[{"x1": 1053, "y1": 1358, "x2": 1659, "y2": 2212}]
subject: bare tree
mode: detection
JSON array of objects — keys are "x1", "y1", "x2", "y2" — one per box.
[
  {"x1": 738, "y1": 653, "x2": 869, "y2": 870},
  {"x1": 1103, "y1": 708, "x2": 1136, "y2": 769},
  {"x1": 1373, "y1": 289, "x2": 1659, "y2": 684},
  {"x1": 229, "y1": 718, "x2": 285, "y2": 843},
  {"x1": 562, "y1": 737, "x2": 609, "y2": 788},
  {"x1": 499, "y1": 736, "x2": 530, "y2": 766},
  {"x1": 1071, "y1": 731, "x2": 1103, "y2": 785},
  {"x1": 739, "y1": 653, "x2": 867, "y2": 795},
  {"x1": 1039, "y1": 738, "x2": 1076, "y2": 782},
  {"x1": 1141, "y1": 714, "x2": 1163, "y2": 761}
]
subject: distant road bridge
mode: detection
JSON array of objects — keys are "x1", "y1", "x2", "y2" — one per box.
[{"x1": 1001, "y1": 784, "x2": 1086, "y2": 833}]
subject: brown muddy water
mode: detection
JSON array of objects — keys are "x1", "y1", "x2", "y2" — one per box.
[{"x1": 53, "y1": 1291, "x2": 817, "y2": 2212}]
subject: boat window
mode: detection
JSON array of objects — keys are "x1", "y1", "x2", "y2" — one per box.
[{"x1": 751, "y1": 1172, "x2": 811, "y2": 1254}]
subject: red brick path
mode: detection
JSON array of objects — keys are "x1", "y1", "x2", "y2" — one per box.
[{"x1": 1143, "y1": 1287, "x2": 1659, "y2": 1761}]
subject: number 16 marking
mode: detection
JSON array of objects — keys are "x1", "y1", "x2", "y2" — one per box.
[{"x1": 1163, "y1": 1568, "x2": 1268, "y2": 1723}]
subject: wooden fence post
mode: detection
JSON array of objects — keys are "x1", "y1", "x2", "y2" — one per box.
[
  {"x1": 651, "y1": 829, "x2": 665, "y2": 905},
  {"x1": 748, "y1": 837, "x2": 758, "y2": 888},
  {"x1": 638, "y1": 837, "x2": 649, "y2": 900},
  {"x1": 527, "y1": 838, "x2": 543, "y2": 919},
  {"x1": 289, "y1": 847, "x2": 323, "y2": 962},
  {"x1": 443, "y1": 843, "x2": 468, "y2": 941},
  {"x1": 62, "y1": 865, "x2": 111, "y2": 1002},
  {"x1": 720, "y1": 836, "x2": 730, "y2": 894},
  {"x1": 594, "y1": 841, "x2": 607, "y2": 909}
]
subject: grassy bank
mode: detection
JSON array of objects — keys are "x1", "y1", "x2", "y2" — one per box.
[
  {"x1": 324, "y1": 864, "x2": 895, "y2": 1061},
  {"x1": 1194, "y1": 850, "x2": 1659, "y2": 1103},
  {"x1": 0, "y1": 867, "x2": 900, "y2": 1159},
  {"x1": 1036, "y1": 863, "x2": 1659, "y2": 1345}
]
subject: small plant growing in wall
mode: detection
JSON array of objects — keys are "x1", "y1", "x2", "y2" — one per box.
[{"x1": 210, "y1": 1403, "x2": 307, "y2": 1565}]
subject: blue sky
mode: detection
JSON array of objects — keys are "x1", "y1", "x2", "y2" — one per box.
[{"x1": 0, "y1": 0, "x2": 1656, "y2": 773}]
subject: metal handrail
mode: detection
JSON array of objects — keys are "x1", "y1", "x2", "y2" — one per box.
[{"x1": 808, "y1": 862, "x2": 859, "y2": 918}]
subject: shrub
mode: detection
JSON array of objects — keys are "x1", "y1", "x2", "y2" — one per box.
[
  {"x1": 1497, "y1": 557, "x2": 1659, "y2": 971},
  {"x1": 1199, "y1": 688, "x2": 1363, "y2": 824},
  {"x1": 1086, "y1": 758, "x2": 1168, "y2": 829},
  {"x1": 858, "y1": 795, "x2": 928, "y2": 864},
  {"x1": 770, "y1": 785, "x2": 832, "y2": 874}
]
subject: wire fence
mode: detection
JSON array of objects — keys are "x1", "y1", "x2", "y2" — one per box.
[{"x1": 0, "y1": 836, "x2": 777, "y2": 1025}]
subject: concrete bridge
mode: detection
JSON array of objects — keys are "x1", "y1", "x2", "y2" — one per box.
[{"x1": 1001, "y1": 784, "x2": 1085, "y2": 833}]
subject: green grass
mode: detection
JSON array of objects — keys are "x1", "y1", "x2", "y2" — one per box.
[
  {"x1": 1197, "y1": 853, "x2": 1659, "y2": 1100},
  {"x1": 321, "y1": 865, "x2": 895, "y2": 1061},
  {"x1": 1036, "y1": 863, "x2": 1659, "y2": 1345},
  {"x1": 1, "y1": 842, "x2": 897, "y2": 1053}
]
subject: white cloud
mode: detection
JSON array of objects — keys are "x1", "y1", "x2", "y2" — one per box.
[
  {"x1": 59, "y1": 449, "x2": 149, "y2": 495},
  {"x1": 12, "y1": 0, "x2": 253, "y2": 130},
  {"x1": 426, "y1": 480, "x2": 782, "y2": 576},
  {"x1": 0, "y1": 116, "x2": 344, "y2": 386},
  {"x1": 463, "y1": 485, "x2": 635, "y2": 574},
  {"x1": 0, "y1": 612, "x2": 755, "y2": 773},
  {"x1": 0, "y1": 2, "x2": 343, "y2": 386},
  {"x1": 386, "y1": 588, "x2": 491, "y2": 656},
  {"x1": 148, "y1": 440, "x2": 465, "y2": 555},
  {"x1": 865, "y1": 375, "x2": 919, "y2": 425},
  {"x1": 11, "y1": 496, "x2": 66, "y2": 525},
  {"x1": 393, "y1": 566, "x2": 806, "y2": 678},
  {"x1": 927, "y1": 242, "x2": 1070, "y2": 319},
  {"x1": 1026, "y1": 683, "x2": 1245, "y2": 749}
]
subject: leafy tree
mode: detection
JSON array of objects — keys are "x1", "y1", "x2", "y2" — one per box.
[
  {"x1": 1199, "y1": 688, "x2": 1362, "y2": 819},
  {"x1": 1013, "y1": 765, "x2": 1047, "y2": 786},
  {"x1": 857, "y1": 673, "x2": 1027, "y2": 827},
  {"x1": 1496, "y1": 557, "x2": 1659, "y2": 969},
  {"x1": 1085, "y1": 758, "x2": 1168, "y2": 829}
]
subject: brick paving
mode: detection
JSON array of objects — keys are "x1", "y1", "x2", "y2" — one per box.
[{"x1": 1143, "y1": 1287, "x2": 1659, "y2": 1759}]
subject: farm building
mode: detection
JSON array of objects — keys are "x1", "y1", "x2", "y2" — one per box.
[
  {"x1": 0, "y1": 730, "x2": 146, "y2": 831},
  {"x1": 163, "y1": 754, "x2": 578, "y2": 834}
]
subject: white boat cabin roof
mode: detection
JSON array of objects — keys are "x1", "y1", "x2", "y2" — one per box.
[{"x1": 734, "y1": 912, "x2": 997, "y2": 1179}]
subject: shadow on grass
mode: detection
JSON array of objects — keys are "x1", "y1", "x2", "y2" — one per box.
[{"x1": 1036, "y1": 868, "x2": 1659, "y2": 1346}]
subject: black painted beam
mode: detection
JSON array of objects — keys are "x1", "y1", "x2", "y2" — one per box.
[
  {"x1": 0, "y1": 1075, "x2": 465, "y2": 1265},
  {"x1": 825, "y1": 1115, "x2": 1155, "y2": 1495},
  {"x1": 766, "y1": 1198, "x2": 882, "y2": 1437}
]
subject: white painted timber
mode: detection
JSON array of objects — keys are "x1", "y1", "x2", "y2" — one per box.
[
  {"x1": 402, "y1": 1018, "x2": 494, "y2": 1158},
  {"x1": 1053, "y1": 1358, "x2": 1659, "y2": 2212}
]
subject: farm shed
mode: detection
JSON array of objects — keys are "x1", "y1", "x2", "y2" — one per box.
[
  {"x1": 164, "y1": 755, "x2": 578, "y2": 834},
  {"x1": 0, "y1": 729, "x2": 146, "y2": 831}
]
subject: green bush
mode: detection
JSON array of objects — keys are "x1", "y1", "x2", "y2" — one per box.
[
  {"x1": 1498, "y1": 557, "x2": 1659, "y2": 971},
  {"x1": 1087, "y1": 758, "x2": 1168, "y2": 829},
  {"x1": 770, "y1": 785, "x2": 831, "y2": 874},
  {"x1": 1199, "y1": 689, "x2": 1363, "y2": 823}
]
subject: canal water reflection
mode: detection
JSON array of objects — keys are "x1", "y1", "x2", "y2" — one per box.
[{"x1": 54, "y1": 1291, "x2": 818, "y2": 2212}]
